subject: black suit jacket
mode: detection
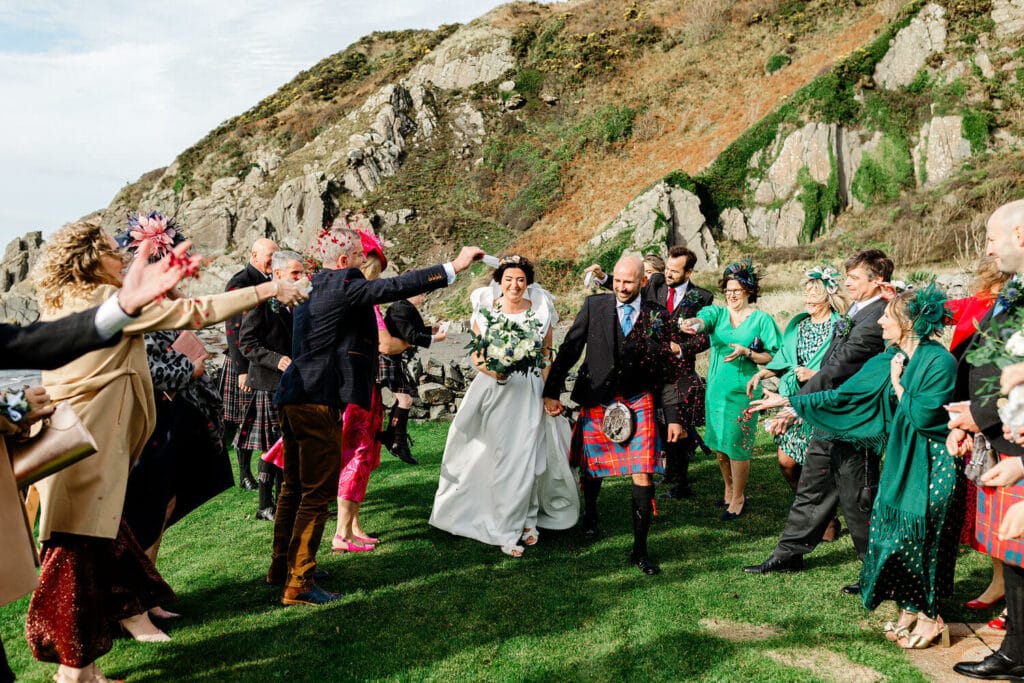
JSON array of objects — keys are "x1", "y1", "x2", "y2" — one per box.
[
  {"x1": 961, "y1": 304, "x2": 1024, "y2": 456},
  {"x1": 799, "y1": 298, "x2": 887, "y2": 395},
  {"x1": 224, "y1": 263, "x2": 270, "y2": 373},
  {"x1": 238, "y1": 301, "x2": 293, "y2": 392},
  {"x1": 0, "y1": 307, "x2": 118, "y2": 370},
  {"x1": 384, "y1": 300, "x2": 432, "y2": 348},
  {"x1": 543, "y1": 293, "x2": 680, "y2": 423},
  {"x1": 275, "y1": 264, "x2": 449, "y2": 409}
]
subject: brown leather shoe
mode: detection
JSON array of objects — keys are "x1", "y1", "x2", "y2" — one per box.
[{"x1": 822, "y1": 517, "x2": 841, "y2": 542}]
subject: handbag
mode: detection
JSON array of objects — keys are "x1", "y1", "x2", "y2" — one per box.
[
  {"x1": 10, "y1": 402, "x2": 98, "y2": 488},
  {"x1": 601, "y1": 401, "x2": 635, "y2": 444},
  {"x1": 965, "y1": 434, "x2": 997, "y2": 486}
]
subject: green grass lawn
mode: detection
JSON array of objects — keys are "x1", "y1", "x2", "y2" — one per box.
[{"x1": 1, "y1": 424, "x2": 994, "y2": 682}]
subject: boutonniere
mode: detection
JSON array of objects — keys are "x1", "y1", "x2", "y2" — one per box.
[
  {"x1": 833, "y1": 314, "x2": 853, "y2": 338},
  {"x1": 0, "y1": 390, "x2": 29, "y2": 424},
  {"x1": 680, "y1": 288, "x2": 702, "y2": 309},
  {"x1": 997, "y1": 275, "x2": 1024, "y2": 312},
  {"x1": 269, "y1": 298, "x2": 283, "y2": 314}
]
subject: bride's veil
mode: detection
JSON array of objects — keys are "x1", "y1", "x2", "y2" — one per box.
[{"x1": 469, "y1": 281, "x2": 557, "y2": 333}]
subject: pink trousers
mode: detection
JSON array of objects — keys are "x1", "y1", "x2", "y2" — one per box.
[{"x1": 337, "y1": 387, "x2": 384, "y2": 502}]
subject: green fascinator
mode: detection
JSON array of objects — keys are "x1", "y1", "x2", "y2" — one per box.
[{"x1": 906, "y1": 281, "x2": 953, "y2": 339}]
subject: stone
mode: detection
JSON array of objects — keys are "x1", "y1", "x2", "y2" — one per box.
[
  {"x1": 257, "y1": 171, "x2": 334, "y2": 253},
  {"x1": 406, "y1": 21, "x2": 516, "y2": 90},
  {"x1": 410, "y1": 405, "x2": 429, "y2": 420},
  {"x1": 667, "y1": 187, "x2": 719, "y2": 270},
  {"x1": 424, "y1": 358, "x2": 446, "y2": 384},
  {"x1": 502, "y1": 93, "x2": 526, "y2": 111},
  {"x1": 498, "y1": 80, "x2": 516, "y2": 92},
  {"x1": 0, "y1": 232, "x2": 43, "y2": 292},
  {"x1": 418, "y1": 382, "x2": 453, "y2": 405},
  {"x1": 752, "y1": 122, "x2": 837, "y2": 205},
  {"x1": 975, "y1": 51, "x2": 996, "y2": 79},
  {"x1": 993, "y1": 0, "x2": 1024, "y2": 37},
  {"x1": 450, "y1": 102, "x2": 486, "y2": 156},
  {"x1": 540, "y1": 92, "x2": 559, "y2": 105},
  {"x1": 429, "y1": 404, "x2": 448, "y2": 420},
  {"x1": 912, "y1": 116, "x2": 971, "y2": 187},
  {"x1": 720, "y1": 208, "x2": 748, "y2": 241},
  {"x1": 445, "y1": 361, "x2": 466, "y2": 391},
  {"x1": 874, "y1": 3, "x2": 947, "y2": 90}
]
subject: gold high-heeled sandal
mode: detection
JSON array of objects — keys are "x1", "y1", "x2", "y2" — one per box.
[
  {"x1": 899, "y1": 616, "x2": 950, "y2": 649},
  {"x1": 883, "y1": 611, "x2": 917, "y2": 642}
]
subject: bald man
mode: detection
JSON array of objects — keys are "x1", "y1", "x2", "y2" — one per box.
[
  {"x1": 221, "y1": 237, "x2": 278, "y2": 490},
  {"x1": 544, "y1": 256, "x2": 683, "y2": 575},
  {"x1": 951, "y1": 199, "x2": 1024, "y2": 681}
]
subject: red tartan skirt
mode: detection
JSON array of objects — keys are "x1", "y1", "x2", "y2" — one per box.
[
  {"x1": 571, "y1": 392, "x2": 663, "y2": 478},
  {"x1": 975, "y1": 454, "x2": 1024, "y2": 568}
]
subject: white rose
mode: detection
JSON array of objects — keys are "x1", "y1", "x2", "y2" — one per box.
[
  {"x1": 999, "y1": 384, "x2": 1024, "y2": 432},
  {"x1": 1007, "y1": 331, "x2": 1024, "y2": 357},
  {"x1": 487, "y1": 343, "x2": 505, "y2": 361},
  {"x1": 516, "y1": 338, "x2": 534, "y2": 357}
]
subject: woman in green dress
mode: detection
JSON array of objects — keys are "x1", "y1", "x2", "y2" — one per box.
[
  {"x1": 747, "y1": 266, "x2": 848, "y2": 491},
  {"x1": 680, "y1": 259, "x2": 780, "y2": 520},
  {"x1": 751, "y1": 284, "x2": 959, "y2": 649}
]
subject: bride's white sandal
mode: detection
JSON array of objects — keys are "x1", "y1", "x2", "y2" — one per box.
[
  {"x1": 501, "y1": 544, "x2": 524, "y2": 557},
  {"x1": 521, "y1": 528, "x2": 539, "y2": 546}
]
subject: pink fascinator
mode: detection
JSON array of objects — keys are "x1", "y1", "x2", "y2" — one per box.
[{"x1": 357, "y1": 229, "x2": 387, "y2": 270}]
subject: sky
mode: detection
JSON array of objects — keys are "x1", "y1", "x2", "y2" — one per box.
[{"x1": 0, "y1": 1, "x2": 514, "y2": 248}]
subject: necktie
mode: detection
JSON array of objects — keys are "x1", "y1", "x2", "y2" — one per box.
[
  {"x1": 992, "y1": 298, "x2": 1007, "y2": 317},
  {"x1": 848, "y1": 302, "x2": 859, "y2": 317},
  {"x1": 621, "y1": 305, "x2": 634, "y2": 336},
  {"x1": 667, "y1": 288, "x2": 675, "y2": 314}
]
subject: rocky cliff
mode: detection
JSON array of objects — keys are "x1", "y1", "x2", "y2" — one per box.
[{"x1": 4, "y1": 0, "x2": 1024, "y2": 323}]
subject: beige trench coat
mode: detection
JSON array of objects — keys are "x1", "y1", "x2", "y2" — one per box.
[
  {"x1": 34, "y1": 284, "x2": 260, "y2": 542},
  {"x1": 1, "y1": 419, "x2": 37, "y2": 606}
]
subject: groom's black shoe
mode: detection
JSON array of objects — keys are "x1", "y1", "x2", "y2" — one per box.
[
  {"x1": 841, "y1": 583, "x2": 861, "y2": 595},
  {"x1": 581, "y1": 519, "x2": 600, "y2": 541},
  {"x1": 953, "y1": 652, "x2": 1024, "y2": 681},
  {"x1": 743, "y1": 554, "x2": 804, "y2": 575},
  {"x1": 631, "y1": 552, "x2": 661, "y2": 575}
]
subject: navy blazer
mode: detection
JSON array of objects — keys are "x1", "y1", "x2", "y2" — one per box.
[
  {"x1": 275, "y1": 264, "x2": 449, "y2": 409},
  {"x1": 0, "y1": 307, "x2": 118, "y2": 370},
  {"x1": 224, "y1": 263, "x2": 270, "y2": 373}
]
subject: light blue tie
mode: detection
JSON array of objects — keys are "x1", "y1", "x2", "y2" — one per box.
[{"x1": 621, "y1": 304, "x2": 634, "y2": 336}]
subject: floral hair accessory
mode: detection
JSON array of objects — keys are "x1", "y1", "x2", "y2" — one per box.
[
  {"x1": 723, "y1": 257, "x2": 759, "y2": 290},
  {"x1": 114, "y1": 211, "x2": 186, "y2": 259},
  {"x1": 356, "y1": 229, "x2": 387, "y2": 270},
  {"x1": 499, "y1": 254, "x2": 532, "y2": 268},
  {"x1": 880, "y1": 279, "x2": 914, "y2": 301},
  {"x1": 906, "y1": 281, "x2": 952, "y2": 339},
  {"x1": 804, "y1": 265, "x2": 841, "y2": 294}
]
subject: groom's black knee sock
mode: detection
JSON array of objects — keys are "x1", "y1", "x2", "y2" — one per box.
[
  {"x1": 631, "y1": 484, "x2": 655, "y2": 558},
  {"x1": 582, "y1": 477, "x2": 603, "y2": 527}
]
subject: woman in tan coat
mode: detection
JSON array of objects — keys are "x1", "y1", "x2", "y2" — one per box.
[{"x1": 24, "y1": 221, "x2": 305, "y2": 683}]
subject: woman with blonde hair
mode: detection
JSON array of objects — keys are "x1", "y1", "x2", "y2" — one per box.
[
  {"x1": 25, "y1": 219, "x2": 305, "y2": 683},
  {"x1": 747, "y1": 266, "x2": 848, "y2": 494}
]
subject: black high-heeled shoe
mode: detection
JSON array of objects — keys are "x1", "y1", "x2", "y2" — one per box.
[{"x1": 720, "y1": 499, "x2": 747, "y2": 521}]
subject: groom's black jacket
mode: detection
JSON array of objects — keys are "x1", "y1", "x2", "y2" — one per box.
[{"x1": 543, "y1": 293, "x2": 680, "y2": 424}]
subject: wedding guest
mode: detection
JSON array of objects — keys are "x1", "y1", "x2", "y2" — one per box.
[
  {"x1": 431, "y1": 256, "x2": 577, "y2": 557},
  {"x1": 332, "y1": 232, "x2": 403, "y2": 553},
  {"x1": 378, "y1": 292, "x2": 446, "y2": 465},
  {"x1": 679, "y1": 258, "x2": 780, "y2": 520},
  {"x1": 24, "y1": 220, "x2": 304, "y2": 682},
  {"x1": 654, "y1": 247, "x2": 713, "y2": 499},
  {"x1": 643, "y1": 253, "x2": 665, "y2": 278},
  {"x1": 945, "y1": 256, "x2": 1010, "y2": 612},
  {"x1": 744, "y1": 249, "x2": 892, "y2": 595},
  {"x1": 269, "y1": 228, "x2": 482, "y2": 605},
  {"x1": 238, "y1": 250, "x2": 305, "y2": 521},
  {"x1": 753, "y1": 285, "x2": 960, "y2": 649},
  {"x1": 544, "y1": 255, "x2": 683, "y2": 575},
  {"x1": 0, "y1": 237, "x2": 200, "y2": 683},
  {"x1": 949, "y1": 199, "x2": 1024, "y2": 681},
  {"x1": 221, "y1": 237, "x2": 278, "y2": 491},
  {"x1": 746, "y1": 267, "x2": 847, "y2": 495}
]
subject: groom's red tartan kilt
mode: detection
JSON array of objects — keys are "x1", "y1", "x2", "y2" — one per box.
[
  {"x1": 571, "y1": 392, "x2": 664, "y2": 478},
  {"x1": 975, "y1": 453, "x2": 1024, "y2": 568}
]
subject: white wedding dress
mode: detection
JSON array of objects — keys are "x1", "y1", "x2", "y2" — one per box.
[{"x1": 429, "y1": 283, "x2": 579, "y2": 549}]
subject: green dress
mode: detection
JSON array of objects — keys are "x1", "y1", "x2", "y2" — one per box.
[
  {"x1": 789, "y1": 341, "x2": 960, "y2": 617},
  {"x1": 766, "y1": 312, "x2": 837, "y2": 465},
  {"x1": 698, "y1": 306, "x2": 781, "y2": 461}
]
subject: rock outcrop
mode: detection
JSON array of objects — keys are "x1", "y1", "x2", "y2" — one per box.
[
  {"x1": 993, "y1": 0, "x2": 1024, "y2": 37},
  {"x1": 874, "y1": 3, "x2": 947, "y2": 90},
  {"x1": 913, "y1": 115, "x2": 972, "y2": 188}
]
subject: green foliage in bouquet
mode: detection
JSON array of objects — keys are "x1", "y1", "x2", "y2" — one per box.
[{"x1": 466, "y1": 308, "x2": 549, "y2": 378}]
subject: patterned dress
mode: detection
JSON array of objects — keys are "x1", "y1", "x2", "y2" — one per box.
[{"x1": 775, "y1": 317, "x2": 834, "y2": 465}]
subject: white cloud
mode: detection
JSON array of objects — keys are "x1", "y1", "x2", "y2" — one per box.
[{"x1": 0, "y1": 0, "x2": 510, "y2": 246}]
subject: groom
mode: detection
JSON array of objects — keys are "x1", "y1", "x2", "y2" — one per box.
[{"x1": 544, "y1": 255, "x2": 683, "y2": 575}]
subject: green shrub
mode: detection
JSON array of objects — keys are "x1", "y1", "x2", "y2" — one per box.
[
  {"x1": 585, "y1": 105, "x2": 639, "y2": 145},
  {"x1": 765, "y1": 54, "x2": 791, "y2": 74},
  {"x1": 851, "y1": 135, "x2": 914, "y2": 207},
  {"x1": 514, "y1": 68, "x2": 544, "y2": 98},
  {"x1": 797, "y1": 155, "x2": 840, "y2": 244},
  {"x1": 582, "y1": 228, "x2": 635, "y2": 276},
  {"x1": 961, "y1": 108, "x2": 994, "y2": 154}
]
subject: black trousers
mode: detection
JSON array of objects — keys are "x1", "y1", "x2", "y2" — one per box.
[
  {"x1": 773, "y1": 437, "x2": 879, "y2": 561},
  {"x1": 1001, "y1": 562, "x2": 1024, "y2": 663}
]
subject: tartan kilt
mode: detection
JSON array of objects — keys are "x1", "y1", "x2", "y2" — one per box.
[
  {"x1": 379, "y1": 353, "x2": 416, "y2": 395},
  {"x1": 233, "y1": 390, "x2": 281, "y2": 452},
  {"x1": 219, "y1": 357, "x2": 252, "y2": 423},
  {"x1": 571, "y1": 392, "x2": 664, "y2": 478},
  {"x1": 975, "y1": 453, "x2": 1024, "y2": 568}
]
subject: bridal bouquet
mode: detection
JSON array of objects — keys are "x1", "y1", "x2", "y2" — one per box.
[{"x1": 467, "y1": 309, "x2": 547, "y2": 379}]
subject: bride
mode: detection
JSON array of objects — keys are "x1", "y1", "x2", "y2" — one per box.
[{"x1": 429, "y1": 255, "x2": 578, "y2": 557}]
